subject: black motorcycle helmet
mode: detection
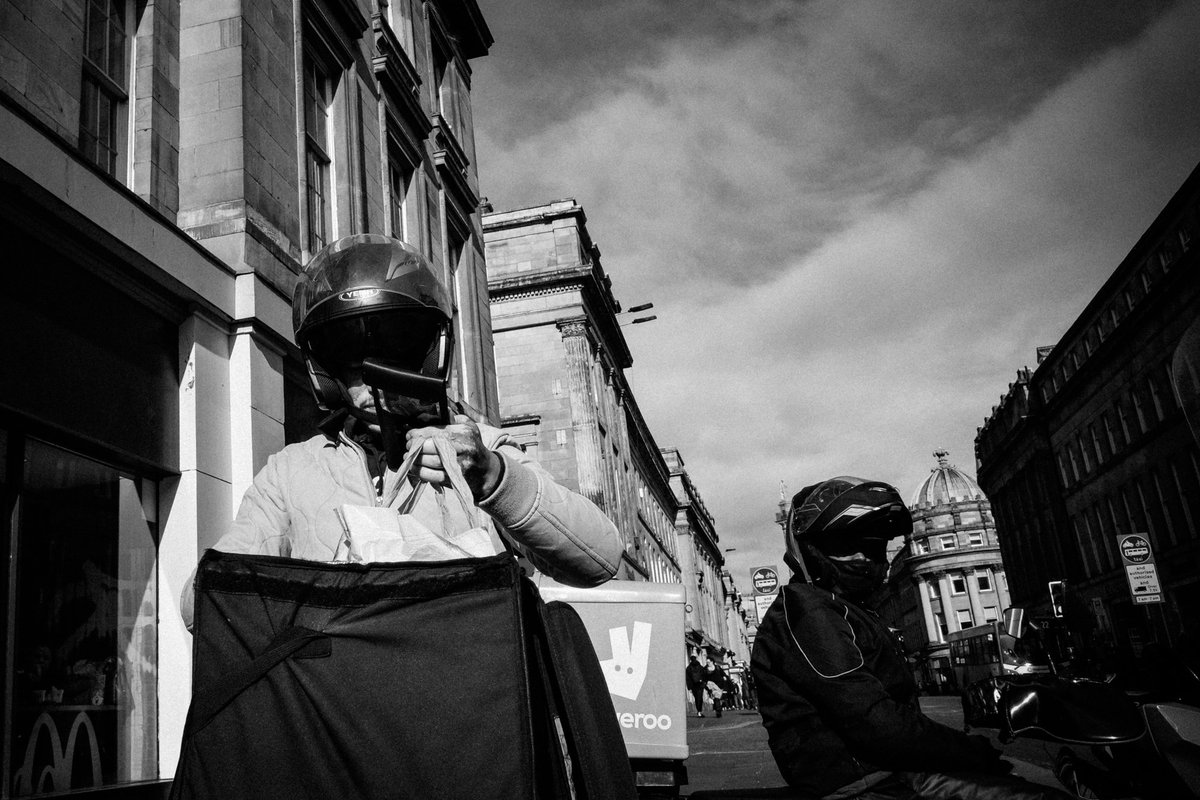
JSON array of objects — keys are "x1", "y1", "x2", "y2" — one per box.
[
  {"x1": 784, "y1": 476, "x2": 912, "y2": 594},
  {"x1": 292, "y1": 234, "x2": 454, "y2": 425}
]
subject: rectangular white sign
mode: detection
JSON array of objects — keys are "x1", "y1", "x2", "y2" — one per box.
[
  {"x1": 1124, "y1": 563, "x2": 1163, "y2": 604},
  {"x1": 754, "y1": 593, "x2": 777, "y2": 623}
]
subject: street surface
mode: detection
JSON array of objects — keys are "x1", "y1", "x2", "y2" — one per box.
[{"x1": 681, "y1": 697, "x2": 1065, "y2": 796}]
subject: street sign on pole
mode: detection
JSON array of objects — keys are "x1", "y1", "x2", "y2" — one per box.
[
  {"x1": 1116, "y1": 533, "x2": 1163, "y2": 605},
  {"x1": 753, "y1": 593, "x2": 777, "y2": 623},
  {"x1": 751, "y1": 566, "x2": 780, "y2": 595}
]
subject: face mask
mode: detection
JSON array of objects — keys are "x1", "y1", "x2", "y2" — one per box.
[{"x1": 829, "y1": 558, "x2": 887, "y2": 601}]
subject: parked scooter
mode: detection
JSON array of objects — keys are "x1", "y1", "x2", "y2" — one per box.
[{"x1": 962, "y1": 608, "x2": 1200, "y2": 798}]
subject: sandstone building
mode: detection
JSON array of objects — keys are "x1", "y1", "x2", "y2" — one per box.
[
  {"x1": 0, "y1": 0, "x2": 492, "y2": 793},
  {"x1": 976, "y1": 163, "x2": 1200, "y2": 678}
]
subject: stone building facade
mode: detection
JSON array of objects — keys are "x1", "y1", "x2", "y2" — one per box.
[
  {"x1": 483, "y1": 199, "x2": 682, "y2": 584},
  {"x1": 879, "y1": 451, "x2": 1011, "y2": 692},
  {"x1": 663, "y1": 448, "x2": 730, "y2": 664},
  {"x1": 0, "y1": 0, "x2": 493, "y2": 794},
  {"x1": 976, "y1": 163, "x2": 1200, "y2": 678}
]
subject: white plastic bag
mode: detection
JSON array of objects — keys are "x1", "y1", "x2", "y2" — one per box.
[{"x1": 333, "y1": 436, "x2": 501, "y2": 563}]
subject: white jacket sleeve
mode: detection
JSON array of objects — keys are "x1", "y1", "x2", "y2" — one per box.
[{"x1": 477, "y1": 440, "x2": 623, "y2": 587}]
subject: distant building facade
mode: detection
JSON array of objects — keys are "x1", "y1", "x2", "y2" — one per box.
[
  {"x1": 0, "y1": 0, "x2": 493, "y2": 794},
  {"x1": 976, "y1": 163, "x2": 1200, "y2": 678},
  {"x1": 879, "y1": 451, "x2": 1011, "y2": 693},
  {"x1": 663, "y1": 448, "x2": 731, "y2": 664},
  {"x1": 483, "y1": 199, "x2": 681, "y2": 583}
]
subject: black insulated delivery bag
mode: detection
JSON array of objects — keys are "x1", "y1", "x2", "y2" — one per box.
[{"x1": 171, "y1": 548, "x2": 602, "y2": 800}]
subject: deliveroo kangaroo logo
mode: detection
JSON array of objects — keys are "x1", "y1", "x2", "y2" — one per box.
[{"x1": 599, "y1": 622, "x2": 652, "y2": 700}]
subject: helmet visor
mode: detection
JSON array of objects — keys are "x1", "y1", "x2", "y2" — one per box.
[{"x1": 306, "y1": 311, "x2": 449, "y2": 379}]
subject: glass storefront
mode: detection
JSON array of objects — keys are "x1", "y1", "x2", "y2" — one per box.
[{"x1": 4, "y1": 432, "x2": 159, "y2": 796}]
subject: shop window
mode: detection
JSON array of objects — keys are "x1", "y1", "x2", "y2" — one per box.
[
  {"x1": 5, "y1": 434, "x2": 160, "y2": 795},
  {"x1": 80, "y1": 0, "x2": 133, "y2": 179}
]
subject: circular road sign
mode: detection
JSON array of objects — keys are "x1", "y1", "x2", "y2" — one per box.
[
  {"x1": 1120, "y1": 535, "x2": 1151, "y2": 564},
  {"x1": 752, "y1": 567, "x2": 780, "y2": 595}
]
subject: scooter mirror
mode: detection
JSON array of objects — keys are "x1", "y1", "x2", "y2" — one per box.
[{"x1": 1002, "y1": 607, "x2": 1025, "y2": 639}]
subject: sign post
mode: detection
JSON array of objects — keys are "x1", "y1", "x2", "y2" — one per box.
[
  {"x1": 1116, "y1": 533, "x2": 1163, "y2": 605},
  {"x1": 751, "y1": 566, "x2": 780, "y2": 624}
]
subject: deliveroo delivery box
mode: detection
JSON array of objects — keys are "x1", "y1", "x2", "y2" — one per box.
[{"x1": 536, "y1": 578, "x2": 688, "y2": 760}]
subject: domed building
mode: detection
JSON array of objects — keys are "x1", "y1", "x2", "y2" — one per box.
[{"x1": 878, "y1": 450, "x2": 1012, "y2": 694}]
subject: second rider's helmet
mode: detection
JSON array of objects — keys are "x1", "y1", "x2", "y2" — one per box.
[
  {"x1": 292, "y1": 234, "x2": 454, "y2": 422},
  {"x1": 784, "y1": 476, "x2": 912, "y2": 585}
]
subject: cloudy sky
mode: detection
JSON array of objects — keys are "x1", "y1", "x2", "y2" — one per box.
[{"x1": 471, "y1": 0, "x2": 1200, "y2": 591}]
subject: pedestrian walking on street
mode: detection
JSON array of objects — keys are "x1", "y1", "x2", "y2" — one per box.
[
  {"x1": 752, "y1": 476, "x2": 1071, "y2": 799},
  {"x1": 687, "y1": 656, "x2": 707, "y2": 716}
]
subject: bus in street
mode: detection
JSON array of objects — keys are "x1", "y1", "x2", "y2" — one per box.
[{"x1": 947, "y1": 621, "x2": 1050, "y2": 688}]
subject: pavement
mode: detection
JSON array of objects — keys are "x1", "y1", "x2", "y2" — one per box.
[{"x1": 678, "y1": 697, "x2": 1066, "y2": 797}]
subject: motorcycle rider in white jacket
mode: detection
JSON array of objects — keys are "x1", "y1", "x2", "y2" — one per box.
[{"x1": 181, "y1": 234, "x2": 622, "y2": 628}]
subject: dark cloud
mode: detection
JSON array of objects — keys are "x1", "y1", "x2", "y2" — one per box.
[{"x1": 474, "y1": 1, "x2": 1180, "y2": 293}]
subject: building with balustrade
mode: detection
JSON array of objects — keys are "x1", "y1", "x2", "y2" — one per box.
[
  {"x1": 879, "y1": 451, "x2": 1011, "y2": 693},
  {"x1": 0, "y1": 0, "x2": 493, "y2": 794}
]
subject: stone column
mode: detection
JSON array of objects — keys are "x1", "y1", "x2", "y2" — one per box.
[
  {"x1": 965, "y1": 568, "x2": 985, "y2": 626},
  {"x1": 160, "y1": 309, "x2": 234, "y2": 775},
  {"x1": 559, "y1": 319, "x2": 606, "y2": 510},
  {"x1": 916, "y1": 576, "x2": 939, "y2": 643},
  {"x1": 940, "y1": 573, "x2": 960, "y2": 634}
]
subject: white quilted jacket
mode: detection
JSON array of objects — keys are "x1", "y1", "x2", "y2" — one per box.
[{"x1": 180, "y1": 423, "x2": 622, "y2": 629}]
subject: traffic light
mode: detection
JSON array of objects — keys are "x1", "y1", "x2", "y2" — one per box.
[{"x1": 1048, "y1": 580, "x2": 1066, "y2": 617}]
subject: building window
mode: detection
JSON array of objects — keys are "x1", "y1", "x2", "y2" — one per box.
[
  {"x1": 1116, "y1": 400, "x2": 1132, "y2": 444},
  {"x1": 928, "y1": 581, "x2": 939, "y2": 600},
  {"x1": 968, "y1": 532, "x2": 984, "y2": 547},
  {"x1": 303, "y1": 53, "x2": 335, "y2": 253},
  {"x1": 956, "y1": 608, "x2": 973, "y2": 628},
  {"x1": 940, "y1": 534, "x2": 957, "y2": 551},
  {"x1": 1160, "y1": 243, "x2": 1178, "y2": 272},
  {"x1": 1068, "y1": 445, "x2": 1081, "y2": 481},
  {"x1": 1132, "y1": 389, "x2": 1149, "y2": 434},
  {"x1": 1180, "y1": 225, "x2": 1193, "y2": 253},
  {"x1": 434, "y1": 49, "x2": 471, "y2": 149},
  {"x1": 951, "y1": 576, "x2": 967, "y2": 595},
  {"x1": 80, "y1": 0, "x2": 130, "y2": 178},
  {"x1": 5, "y1": 434, "x2": 160, "y2": 793},
  {"x1": 1147, "y1": 375, "x2": 1165, "y2": 422},
  {"x1": 1057, "y1": 453, "x2": 1071, "y2": 486},
  {"x1": 935, "y1": 613, "x2": 948, "y2": 642},
  {"x1": 976, "y1": 571, "x2": 992, "y2": 592},
  {"x1": 387, "y1": 0, "x2": 418, "y2": 58},
  {"x1": 387, "y1": 153, "x2": 415, "y2": 243},
  {"x1": 1077, "y1": 434, "x2": 1091, "y2": 474},
  {"x1": 1090, "y1": 424, "x2": 1105, "y2": 465},
  {"x1": 983, "y1": 606, "x2": 999, "y2": 622}
]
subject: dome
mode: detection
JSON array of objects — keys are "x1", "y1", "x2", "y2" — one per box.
[{"x1": 911, "y1": 449, "x2": 986, "y2": 508}]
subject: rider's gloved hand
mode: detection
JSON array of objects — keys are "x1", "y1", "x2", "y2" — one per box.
[{"x1": 966, "y1": 734, "x2": 1013, "y2": 774}]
